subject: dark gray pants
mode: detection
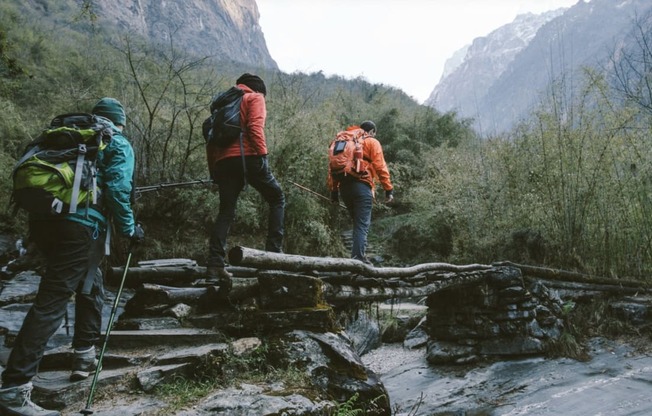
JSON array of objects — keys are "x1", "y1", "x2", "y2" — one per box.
[
  {"x1": 1, "y1": 220, "x2": 105, "y2": 387},
  {"x1": 208, "y1": 156, "x2": 285, "y2": 267}
]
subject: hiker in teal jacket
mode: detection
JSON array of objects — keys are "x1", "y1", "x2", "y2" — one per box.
[
  {"x1": 67, "y1": 108, "x2": 138, "y2": 237},
  {"x1": 0, "y1": 98, "x2": 144, "y2": 416}
]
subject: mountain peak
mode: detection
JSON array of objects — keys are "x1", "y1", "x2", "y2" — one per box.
[{"x1": 426, "y1": 8, "x2": 565, "y2": 126}]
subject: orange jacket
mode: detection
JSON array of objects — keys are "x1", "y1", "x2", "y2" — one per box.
[
  {"x1": 206, "y1": 84, "x2": 267, "y2": 170},
  {"x1": 328, "y1": 126, "x2": 393, "y2": 195}
]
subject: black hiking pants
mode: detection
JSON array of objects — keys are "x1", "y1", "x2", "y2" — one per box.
[
  {"x1": 1, "y1": 219, "x2": 105, "y2": 387},
  {"x1": 208, "y1": 155, "x2": 285, "y2": 267}
]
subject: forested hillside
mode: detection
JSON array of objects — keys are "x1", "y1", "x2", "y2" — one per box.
[{"x1": 2, "y1": 1, "x2": 652, "y2": 282}]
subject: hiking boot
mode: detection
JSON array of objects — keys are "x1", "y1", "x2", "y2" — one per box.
[
  {"x1": 206, "y1": 266, "x2": 233, "y2": 280},
  {"x1": 0, "y1": 382, "x2": 60, "y2": 416},
  {"x1": 70, "y1": 346, "x2": 98, "y2": 382},
  {"x1": 206, "y1": 267, "x2": 233, "y2": 291}
]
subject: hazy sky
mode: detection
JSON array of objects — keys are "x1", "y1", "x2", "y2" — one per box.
[{"x1": 257, "y1": 0, "x2": 579, "y2": 103}]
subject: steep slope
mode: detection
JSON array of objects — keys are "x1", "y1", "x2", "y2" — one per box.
[{"x1": 13, "y1": 0, "x2": 278, "y2": 70}]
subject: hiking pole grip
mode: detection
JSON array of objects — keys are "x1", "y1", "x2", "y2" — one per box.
[{"x1": 81, "y1": 251, "x2": 133, "y2": 415}]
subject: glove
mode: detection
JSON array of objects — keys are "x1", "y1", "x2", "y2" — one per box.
[
  {"x1": 330, "y1": 191, "x2": 339, "y2": 204},
  {"x1": 385, "y1": 190, "x2": 394, "y2": 203},
  {"x1": 130, "y1": 223, "x2": 145, "y2": 245}
]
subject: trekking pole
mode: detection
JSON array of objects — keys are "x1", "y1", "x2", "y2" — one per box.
[
  {"x1": 135, "y1": 178, "x2": 213, "y2": 198},
  {"x1": 288, "y1": 180, "x2": 347, "y2": 210},
  {"x1": 80, "y1": 250, "x2": 133, "y2": 415}
]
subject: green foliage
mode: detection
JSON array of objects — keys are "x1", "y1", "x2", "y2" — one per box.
[
  {"x1": 152, "y1": 340, "x2": 311, "y2": 413},
  {"x1": 153, "y1": 378, "x2": 218, "y2": 413},
  {"x1": 333, "y1": 393, "x2": 364, "y2": 416},
  {"x1": 5, "y1": 0, "x2": 652, "y2": 282},
  {"x1": 133, "y1": 187, "x2": 218, "y2": 263},
  {"x1": 372, "y1": 212, "x2": 454, "y2": 265}
]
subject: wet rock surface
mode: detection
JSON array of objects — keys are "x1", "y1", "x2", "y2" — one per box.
[{"x1": 363, "y1": 338, "x2": 652, "y2": 416}]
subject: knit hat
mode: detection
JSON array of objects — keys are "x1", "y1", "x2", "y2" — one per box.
[
  {"x1": 92, "y1": 97, "x2": 126, "y2": 126},
  {"x1": 360, "y1": 120, "x2": 377, "y2": 133},
  {"x1": 236, "y1": 73, "x2": 267, "y2": 96}
]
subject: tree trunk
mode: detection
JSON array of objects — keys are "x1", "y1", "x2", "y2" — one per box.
[
  {"x1": 228, "y1": 246, "x2": 491, "y2": 278},
  {"x1": 496, "y1": 261, "x2": 652, "y2": 289},
  {"x1": 107, "y1": 266, "x2": 257, "y2": 288}
]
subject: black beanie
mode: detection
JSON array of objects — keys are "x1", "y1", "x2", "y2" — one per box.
[
  {"x1": 360, "y1": 120, "x2": 377, "y2": 133},
  {"x1": 236, "y1": 73, "x2": 267, "y2": 96}
]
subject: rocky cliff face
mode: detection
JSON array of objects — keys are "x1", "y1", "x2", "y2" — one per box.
[
  {"x1": 93, "y1": 0, "x2": 277, "y2": 69},
  {"x1": 427, "y1": 0, "x2": 652, "y2": 135},
  {"x1": 20, "y1": 0, "x2": 277, "y2": 70}
]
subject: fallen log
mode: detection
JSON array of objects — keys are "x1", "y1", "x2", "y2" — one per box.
[
  {"x1": 525, "y1": 277, "x2": 649, "y2": 296},
  {"x1": 228, "y1": 246, "x2": 491, "y2": 278},
  {"x1": 107, "y1": 266, "x2": 258, "y2": 288},
  {"x1": 496, "y1": 261, "x2": 652, "y2": 290},
  {"x1": 107, "y1": 266, "x2": 202, "y2": 288},
  {"x1": 124, "y1": 284, "x2": 211, "y2": 311},
  {"x1": 122, "y1": 280, "x2": 258, "y2": 313}
]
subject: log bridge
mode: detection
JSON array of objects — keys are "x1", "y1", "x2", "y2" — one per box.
[
  {"x1": 109, "y1": 246, "x2": 651, "y2": 305},
  {"x1": 108, "y1": 246, "x2": 652, "y2": 360}
]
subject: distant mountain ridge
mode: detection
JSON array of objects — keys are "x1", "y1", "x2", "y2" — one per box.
[{"x1": 426, "y1": 0, "x2": 652, "y2": 135}]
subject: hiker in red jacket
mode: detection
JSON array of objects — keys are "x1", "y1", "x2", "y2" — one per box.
[{"x1": 206, "y1": 73, "x2": 285, "y2": 291}]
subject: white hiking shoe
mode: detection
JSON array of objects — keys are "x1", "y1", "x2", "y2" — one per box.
[{"x1": 0, "y1": 382, "x2": 60, "y2": 416}]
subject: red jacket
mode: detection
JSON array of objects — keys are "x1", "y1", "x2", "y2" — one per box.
[{"x1": 206, "y1": 84, "x2": 267, "y2": 169}]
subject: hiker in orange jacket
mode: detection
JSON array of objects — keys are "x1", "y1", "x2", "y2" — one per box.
[
  {"x1": 328, "y1": 121, "x2": 394, "y2": 263},
  {"x1": 206, "y1": 73, "x2": 285, "y2": 290}
]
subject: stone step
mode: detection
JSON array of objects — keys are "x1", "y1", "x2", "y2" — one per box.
[
  {"x1": 33, "y1": 367, "x2": 137, "y2": 410},
  {"x1": 31, "y1": 341, "x2": 233, "y2": 411},
  {"x1": 104, "y1": 328, "x2": 224, "y2": 349}
]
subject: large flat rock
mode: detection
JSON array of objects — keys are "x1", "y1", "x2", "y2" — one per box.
[{"x1": 371, "y1": 337, "x2": 652, "y2": 416}]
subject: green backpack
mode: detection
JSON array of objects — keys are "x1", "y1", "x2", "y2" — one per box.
[{"x1": 11, "y1": 113, "x2": 113, "y2": 216}]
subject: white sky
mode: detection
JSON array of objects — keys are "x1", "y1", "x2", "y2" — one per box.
[{"x1": 257, "y1": 0, "x2": 579, "y2": 103}]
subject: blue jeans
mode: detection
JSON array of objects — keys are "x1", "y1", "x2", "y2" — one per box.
[
  {"x1": 340, "y1": 180, "x2": 373, "y2": 261},
  {"x1": 208, "y1": 156, "x2": 285, "y2": 267},
  {"x1": 2, "y1": 220, "x2": 105, "y2": 387}
]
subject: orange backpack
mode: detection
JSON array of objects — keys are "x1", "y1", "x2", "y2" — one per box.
[{"x1": 328, "y1": 128, "x2": 369, "y2": 181}]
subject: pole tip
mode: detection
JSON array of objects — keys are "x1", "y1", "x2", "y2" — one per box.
[{"x1": 80, "y1": 409, "x2": 94, "y2": 415}]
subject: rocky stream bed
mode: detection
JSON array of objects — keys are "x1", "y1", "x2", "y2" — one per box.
[{"x1": 2, "y1": 235, "x2": 652, "y2": 415}]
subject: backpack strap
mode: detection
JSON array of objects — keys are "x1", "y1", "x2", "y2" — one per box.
[
  {"x1": 239, "y1": 132, "x2": 248, "y2": 189},
  {"x1": 81, "y1": 227, "x2": 105, "y2": 295},
  {"x1": 10, "y1": 145, "x2": 40, "y2": 177},
  {"x1": 69, "y1": 143, "x2": 87, "y2": 214},
  {"x1": 91, "y1": 164, "x2": 98, "y2": 205}
]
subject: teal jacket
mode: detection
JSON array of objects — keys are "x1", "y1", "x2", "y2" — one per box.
[{"x1": 65, "y1": 119, "x2": 136, "y2": 237}]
